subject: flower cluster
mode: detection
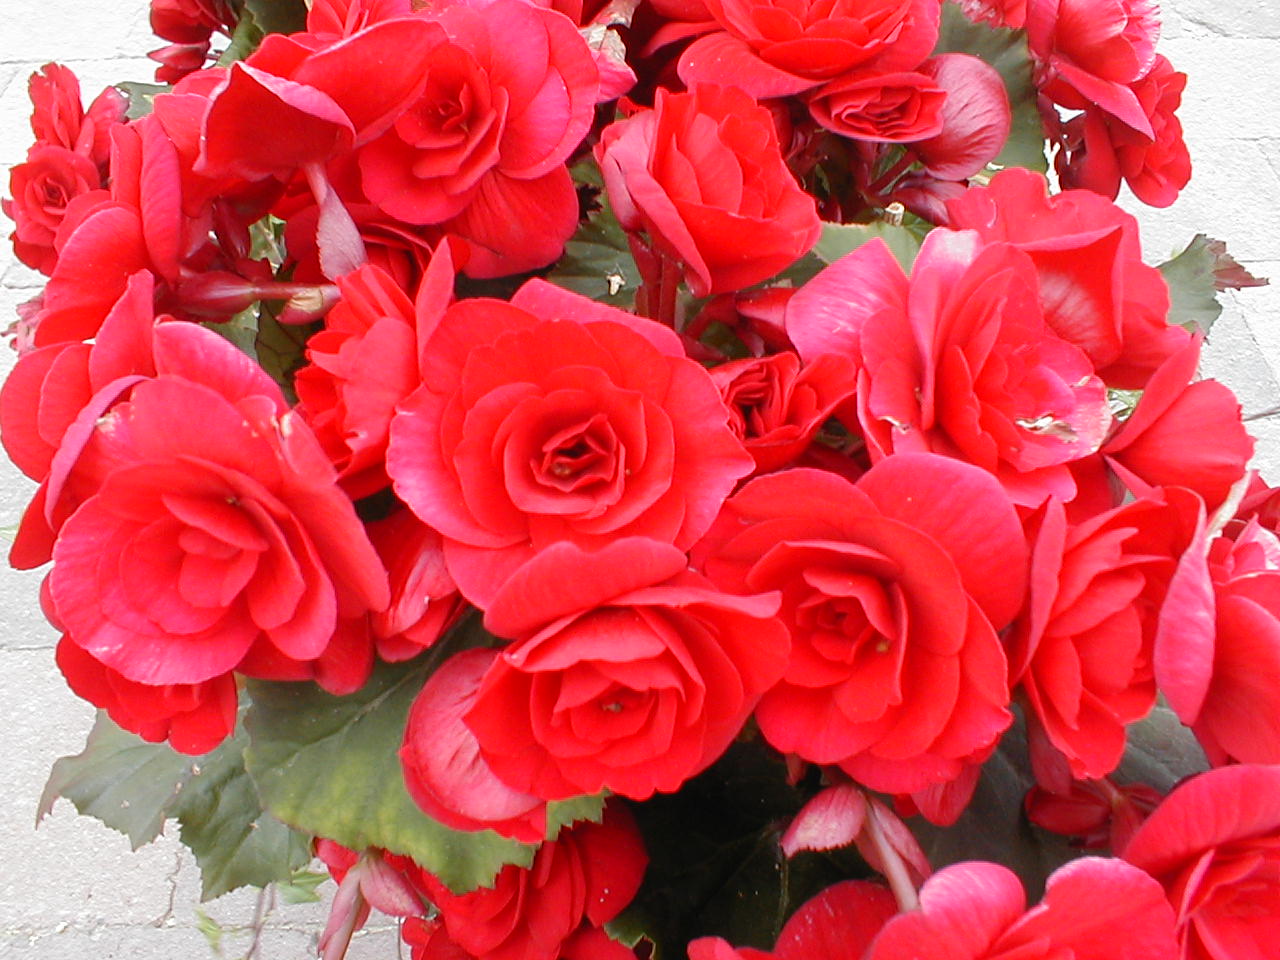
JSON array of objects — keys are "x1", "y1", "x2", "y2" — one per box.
[{"x1": 5, "y1": 1, "x2": 1276, "y2": 959}]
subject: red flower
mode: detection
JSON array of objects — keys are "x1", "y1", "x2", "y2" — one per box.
[
  {"x1": 56, "y1": 635, "x2": 237, "y2": 755},
  {"x1": 957, "y1": 0, "x2": 1026, "y2": 28},
  {"x1": 1028, "y1": 0, "x2": 1161, "y2": 136},
  {"x1": 1025, "y1": 777, "x2": 1162, "y2": 852},
  {"x1": 465, "y1": 538, "x2": 789, "y2": 800},
  {"x1": 401, "y1": 647, "x2": 547, "y2": 842},
  {"x1": 150, "y1": 0, "x2": 236, "y2": 44},
  {"x1": 677, "y1": 0, "x2": 940, "y2": 98},
  {"x1": 25, "y1": 63, "x2": 125, "y2": 171},
  {"x1": 198, "y1": 18, "x2": 446, "y2": 183},
  {"x1": 786, "y1": 229, "x2": 1112, "y2": 505},
  {"x1": 2, "y1": 272, "x2": 161, "y2": 569},
  {"x1": 295, "y1": 246, "x2": 453, "y2": 499},
  {"x1": 707, "y1": 351, "x2": 857, "y2": 475},
  {"x1": 387, "y1": 280, "x2": 754, "y2": 607},
  {"x1": 908, "y1": 54, "x2": 1011, "y2": 181},
  {"x1": 368, "y1": 509, "x2": 466, "y2": 664},
  {"x1": 597, "y1": 85, "x2": 821, "y2": 297},
  {"x1": 44, "y1": 331, "x2": 388, "y2": 688},
  {"x1": 866, "y1": 858, "x2": 1179, "y2": 959},
  {"x1": 1165, "y1": 520, "x2": 1280, "y2": 765},
  {"x1": 690, "y1": 879, "x2": 896, "y2": 960},
  {"x1": 694, "y1": 455, "x2": 1023, "y2": 794},
  {"x1": 356, "y1": 0, "x2": 598, "y2": 277},
  {"x1": 417, "y1": 803, "x2": 648, "y2": 960},
  {"x1": 1007, "y1": 489, "x2": 1203, "y2": 781},
  {"x1": 4, "y1": 146, "x2": 104, "y2": 274},
  {"x1": 1122, "y1": 764, "x2": 1280, "y2": 960},
  {"x1": 806, "y1": 70, "x2": 947, "y2": 143},
  {"x1": 1058, "y1": 56, "x2": 1191, "y2": 208},
  {"x1": 1102, "y1": 336, "x2": 1252, "y2": 514},
  {"x1": 947, "y1": 167, "x2": 1187, "y2": 389}
]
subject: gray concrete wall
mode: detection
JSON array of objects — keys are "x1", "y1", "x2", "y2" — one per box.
[{"x1": 1, "y1": 1, "x2": 1277, "y2": 956}]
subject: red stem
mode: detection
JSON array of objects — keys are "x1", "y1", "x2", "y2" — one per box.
[
  {"x1": 866, "y1": 151, "x2": 917, "y2": 200},
  {"x1": 866, "y1": 802, "x2": 920, "y2": 912}
]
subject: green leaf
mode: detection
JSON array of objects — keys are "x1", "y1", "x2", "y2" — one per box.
[
  {"x1": 814, "y1": 221, "x2": 923, "y2": 271},
  {"x1": 770, "y1": 251, "x2": 827, "y2": 288},
  {"x1": 244, "y1": 656, "x2": 535, "y2": 894},
  {"x1": 241, "y1": 0, "x2": 308, "y2": 35},
  {"x1": 569, "y1": 157, "x2": 604, "y2": 190},
  {"x1": 176, "y1": 735, "x2": 314, "y2": 900},
  {"x1": 40, "y1": 713, "x2": 312, "y2": 899},
  {"x1": 254, "y1": 310, "x2": 315, "y2": 405},
  {"x1": 619, "y1": 740, "x2": 841, "y2": 955},
  {"x1": 1159, "y1": 234, "x2": 1227, "y2": 333},
  {"x1": 206, "y1": 306, "x2": 261, "y2": 364},
  {"x1": 39, "y1": 713, "x2": 198, "y2": 849},
  {"x1": 194, "y1": 908, "x2": 225, "y2": 956},
  {"x1": 546, "y1": 793, "x2": 607, "y2": 841},
  {"x1": 216, "y1": 13, "x2": 265, "y2": 66},
  {"x1": 933, "y1": 3, "x2": 1047, "y2": 172},
  {"x1": 1115, "y1": 702, "x2": 1208, "y2": 793},
  {"x1": 909, "y1": 715, "x2": 1077, "y2": 900},
  {"x1": 546, "y1": 200, "x2": 642, "y2": 309},
  {"x1": 276, "y1": 868, "x2": 330, "y2": 905},
  {"x1": 116, "y1": 82, "x2": 170, "y2": 121}
]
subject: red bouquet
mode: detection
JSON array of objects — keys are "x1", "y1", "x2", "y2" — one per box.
[{"x1": 7, "y1": 0, "x2": 1276, "y2": 958}]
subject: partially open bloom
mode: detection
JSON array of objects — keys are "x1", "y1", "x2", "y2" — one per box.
[
  {"x1": 695, "y1": 454, "x2": 1023, "y2": 793},
  {"x1": 786, "y1": 229, "x2": 1112, "y2": 504},
  {"x1": 598, "y1": 84, "x2": 820, "y2": 297},
  {"x1": 464, "y1": 538, "x2": 789, "y2": 800},
  {"x1": 1123, "y1": 764, "x2": 1280, "y2": 960},
  {"x1": 388, "y1": 280, "x2": 754, "y2": 607}
]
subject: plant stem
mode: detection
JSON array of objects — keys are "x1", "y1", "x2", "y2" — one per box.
[{"x1": 866, "y1": 803, "x2": 920, "y2": 912}]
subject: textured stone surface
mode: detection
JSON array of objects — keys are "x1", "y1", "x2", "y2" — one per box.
[{"x1": 1, "y1": 1, "x2": 1277, "y2": 957}]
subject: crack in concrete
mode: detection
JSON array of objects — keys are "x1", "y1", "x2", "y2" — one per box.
[{"x1": 150, "y1": 849, "x2": 184, "y2": 929}]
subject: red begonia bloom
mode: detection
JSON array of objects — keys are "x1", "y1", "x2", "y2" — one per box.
[
  {"x1": 26, "y1": 62, "x2": 125, "y2": 172},
  {"x1": 597, "y1": 85, "x2": 821, "y2": 297},
  {"x1": 1102, "y1": 336, "x2": 1252, "y2": 514},
  {"x1": 1166, "y1": 520, "x2": 1280, "y2": 765},
  {"x1": 678, "y1": 0, "x2": 940, "y2": 98},
  {"x1": 909, "y1": 53, "x2": 1011, "y2": 181},
  {"x1": 199, "y1": 18, "x2": 447, "y2": 182},
  {"x1": 866, "y1": 858, "x2": 1179, "y2": 959},
  {"x1": 1008, "y1": 489, "x2": 1204, "y2": 781},
  {"x1": 1058, "y1": 56, "x2": 1191, "y2": 208},
  {"x1": 4, "y1": 146, "x2": 103, "y2": 274},
  {"x1": 707, "y1": 351, "x2": 857, "y2": 475},
  {"x1": 356, "y1": 0, "x2": 598, "y2": 277},
  {"x1": 401, "y1": 647, "x2": 547, "y2": 843},
  {"x1": 45, "y1": 330, "x2": 388, "y2": 687},
  {"x1": 295, "y1": 244, "x2": 453, "y2": 499},
  {"x1": 786, "y1": 229, "x2": 1111, "y2": 505},
  {"x1": 1028, "y1": 0, "x2": 1161, "y2": 136},
  {"x1": 387, "y1": 279, "x2": 753, "y2": 607},
  {"x1": 1122, "y1": 764, "x2": 1280, "y2": 960},
  {"x1": 295, "y1": 263, "x2": 421, "y2": 498},
  {"x1": 416, "y1": 802, "x2": 648, "y2": 960},
  {"x1": 958, "y1": 0, "x2": 1026, "y2": 28},
  {"x1": 695, "y1": 455, "x2": 1022, "y2": 794},
  {"x1": 1025, "y1": 777, "x2": 1162, "y2": 852},
  {"x1": 947, "y1": 167, "x2": 1187, "y2": 389},
  {"x1": 368, "y1": 509, "x2": 466, "y2": 663},
  {"x1": 806, "y1": 69, "x2": 947, "y2": 143},
  {"x1": 56, "y1": 634, "x2": 237, "y2": 755},
  {"x1": 2, "y1": 272, "x2": 163, "y2": 569},
  {"x1": 689, "y1": 879, "x2": 896, "y2": 960},
  {"x1": 467, "y1": 538, "x2": 788, "y2": 800}
]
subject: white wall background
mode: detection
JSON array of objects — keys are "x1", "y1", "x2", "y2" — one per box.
[{"x1": 1, "y1": 2, "x2": 1277, "y2": 956}]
